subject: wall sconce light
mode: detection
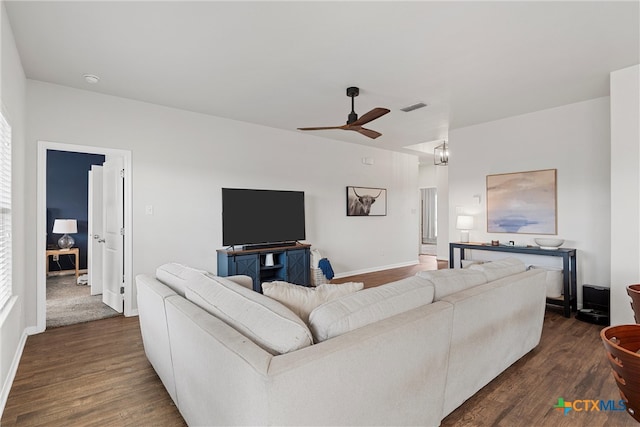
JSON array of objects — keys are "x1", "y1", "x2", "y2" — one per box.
[
  {"x1": 456, "y1": 215, "x2": 474, "y2": 243},
  {"x1": 434, "y1": 141, "x2": 448, "y2": 166}
]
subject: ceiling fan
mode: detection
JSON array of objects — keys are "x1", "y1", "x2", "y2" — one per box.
[{"x1": 298, "y1": 87, "x2": 390, "y2": 139}]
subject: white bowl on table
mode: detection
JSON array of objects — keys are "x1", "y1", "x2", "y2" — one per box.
[{"x1": 534, "y1": 238, "x2": 564, "y2": 250}]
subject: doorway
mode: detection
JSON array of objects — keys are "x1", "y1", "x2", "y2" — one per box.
[
  {"x1": 36, "y1": 141, "x2": 133, "y2": 333},
  {"x1": 420, "y1": 188, "x2": 437, "y2": 256},
  {"x1": 45, "y1": 150, "x2": 114, "y2": 328}
]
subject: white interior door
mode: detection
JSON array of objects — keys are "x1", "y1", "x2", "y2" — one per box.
[
  {"x1": 102, "y1": 157, "x2": 124, "y2": 313},
  {"x1": 88, "y1": 165, "x2": 104, "y2": 296}
]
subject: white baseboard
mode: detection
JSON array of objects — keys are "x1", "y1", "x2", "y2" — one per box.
[
  {"x1": 0, "y1": 329, "x2": 28, "y2": 418},
  {"x1": 25, "y1": 325, "x2": 41, "y2": 335},
  {"x1": 333, "y1": 260, "x2": 419, "y2": 279}
]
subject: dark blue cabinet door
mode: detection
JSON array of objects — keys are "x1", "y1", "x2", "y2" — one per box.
[
  {"x1": 286, "y1": 249, "x2": 310, "y2": 286},
  {"x1": 233, "y1": 254, "x2": 261, "y2": 292}
]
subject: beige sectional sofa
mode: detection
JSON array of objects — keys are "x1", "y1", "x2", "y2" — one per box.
[{"x1": 136, "y1": 258, "x2": 546, "y2": 426}]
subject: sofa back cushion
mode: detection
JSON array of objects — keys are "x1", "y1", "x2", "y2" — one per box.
[
  {"x1": 185, "y1": 274, "x2": 313, "y2": 354},
  {"x1": 156, "y1": 263, "x2": 207, "y2": 296},
  {"x1": 262, "y1": 281, "x2": 364, "y2": 324},
  {"x1": 416, "y1": 269, "x2": 488, "y2": 300},
  {"x1": 308, "y1": 276, "x2": 434, "y2": 342},
  {"x1": 468, "y1": 257, "x2": 526, "y2": 282}
]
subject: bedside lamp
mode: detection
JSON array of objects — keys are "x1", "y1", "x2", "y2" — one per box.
[
  {"x1": 52, "y1": 219, "x2": 78, "y2": 249},
  {"x1": 456, "y1": 215, "x2": 474, "y2": 243}
]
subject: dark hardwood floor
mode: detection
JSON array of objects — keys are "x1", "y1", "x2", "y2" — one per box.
[
  {"x1": 2, "y1": 256, "x2": 635, "y2": 426},
  {"x1": 1, "y1": 316, "x2": 185, "y2": 427},
  {"x1": 330, "y1": 254, "x2": 449, "y2": 288}
]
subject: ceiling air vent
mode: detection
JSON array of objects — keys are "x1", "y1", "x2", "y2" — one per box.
[{"x1": 400, "y1": 102, "x2": 427, "y2": 113}]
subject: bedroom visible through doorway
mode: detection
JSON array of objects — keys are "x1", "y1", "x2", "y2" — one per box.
[
  {"x1": 45, "y1": 150, "x2": 119, "y2": 328},
  {"x1": 36, "y1": 140, "x2": 133, "y2": 333}
]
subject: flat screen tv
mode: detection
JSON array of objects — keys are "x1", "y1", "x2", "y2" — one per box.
[{"x1": 222, "y1": 188, "x2": 306, "y2": 247}]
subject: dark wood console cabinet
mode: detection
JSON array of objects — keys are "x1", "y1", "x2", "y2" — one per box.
[
  {"x1": 217, "y1": 243, "x2": 311, "y2": 292},
  {"x1": 449, "y1": 242, "x2": 577, "y2": 318}
]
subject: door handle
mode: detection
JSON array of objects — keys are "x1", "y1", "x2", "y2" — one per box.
[
  {"x1": 93, "y1": 234, "x2": 101, "y2": 239},
  {"x1": 97, "y1": 238, "x2": 106, "y2": 243}
]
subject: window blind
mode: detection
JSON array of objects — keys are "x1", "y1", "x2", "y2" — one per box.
[{"x1": 0, "y1": 110, "x2": 11, "y2": 311}]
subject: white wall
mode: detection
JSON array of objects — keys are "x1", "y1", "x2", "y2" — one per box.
[
  {"x1": 0, "y1": 0, "x2": 27, "y2": 414},
  {"x1": 610, "y1": 64, "x2": 640, "y2": 325},
  {"x1": 448, "y1": 97, "x2": 611, "y2": 306},
  {"x1": 23, "y1": 80, "x2": 420, "y2": 324},
  {"x1": 418, "y1": 162, "x2": 437, "y2": 188},
  {"x1": 435, "y1": 165, "x2": 449, "y2": 260}
]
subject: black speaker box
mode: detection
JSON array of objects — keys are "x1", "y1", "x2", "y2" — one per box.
[{"x1": 576, "y1": 285, "x2": 610, "y2": 325}]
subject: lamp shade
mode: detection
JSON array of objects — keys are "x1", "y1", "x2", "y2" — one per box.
[
  {"x1": 52, "y1": 219, "x2": 78, "y2": 234},
  {"x1": 456, "y1": 215, "x2": 474, "y2": 230}
]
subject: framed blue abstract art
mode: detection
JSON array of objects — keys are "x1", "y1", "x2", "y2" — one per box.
[{"x1": 486, "y1": 169, "x2": 557, "y2": 234}]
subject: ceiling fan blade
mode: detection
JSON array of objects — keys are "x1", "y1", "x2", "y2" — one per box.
[
  {"x1": 297, "y1": 126, "x2": 344, "y2": 131},
  {"x1": 355, "y1": 127, "x2": 382, "y2": 139},
  {"x1": 350, "y1": 108, "x2": 390, "y2": 126}
]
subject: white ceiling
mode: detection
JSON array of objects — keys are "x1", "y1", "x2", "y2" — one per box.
[{"x1": 5, "y1": 1, "x2": 639, "y2": 160}]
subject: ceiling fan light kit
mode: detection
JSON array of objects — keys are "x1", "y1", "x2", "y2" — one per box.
[{"x1": 298, "y1": 86, "x2": 390, "y2": 139}]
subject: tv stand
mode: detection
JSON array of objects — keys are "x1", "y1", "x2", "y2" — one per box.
[{"x1": 217, "y1": 243, "x2": 311, "y2": 292}]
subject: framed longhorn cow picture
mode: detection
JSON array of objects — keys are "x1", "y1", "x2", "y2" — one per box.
[{"x1": 346, "y1": 186, "x2": 387, "y2": 216}]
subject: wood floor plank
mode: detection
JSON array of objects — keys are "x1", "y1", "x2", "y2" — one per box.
[
  {"x1": 3, "y1": 257, "x2": 636, "y2": 426},
  {"x1": 1, "y1": 316, "x2": 186, "y2": 427},
  {"x1": 330, "y1": 255, "x2": 448, "y2": 288}
]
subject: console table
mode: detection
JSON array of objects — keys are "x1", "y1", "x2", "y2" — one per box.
[
  {"x1": 217, "y1": 243, "x2": 311, "y2": 293},
  {"x1": 449, "y1": 242, "x2": 577, "y2": 318}
]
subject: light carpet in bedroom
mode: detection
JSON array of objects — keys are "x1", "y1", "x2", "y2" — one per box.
[{"x1": 47, "y1": 275, "x2": 121, "y2": 328}]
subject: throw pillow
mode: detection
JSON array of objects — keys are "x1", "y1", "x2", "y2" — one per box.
[
  {"x1": 262, "y1": 281, "x2": 364, "y2": 323},
  {"x1": 468, "y1": 257, "x2": 526, "y2": 282}
]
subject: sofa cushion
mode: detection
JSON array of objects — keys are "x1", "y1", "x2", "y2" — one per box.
[
  {"x1": 308, "y1": 276, "x2": 434, "y2": 342},
  {"x1": 461, "y1": 260, "x2": 485, "y2": 268},
  {"x1": 262, "y1": 281, "x2": 364, "y2": 324},
  {"x1": 156, "y1": 262, "x2": 207, "y2": 296},
  {"x1": 468, "y1": 257, "x2": 526, "y2": 282},
  {"x1": 416, "y1": 269, "x2": 488, "y2": 300},
  {"x1": 185, "y1": 274, "x2": 313, "y2": 354}
]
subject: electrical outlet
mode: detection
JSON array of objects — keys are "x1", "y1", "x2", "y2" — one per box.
[{"x1": 52, "y1": 254, "x2": 59, "y2": 261}]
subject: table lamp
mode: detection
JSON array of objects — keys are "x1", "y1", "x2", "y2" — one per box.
[
  {"x1": 456, "y1": 215, "x2": 474, "y2": 243},
  {"x1": 52, "y1": 219, "x2": 78, "y2": 249}
]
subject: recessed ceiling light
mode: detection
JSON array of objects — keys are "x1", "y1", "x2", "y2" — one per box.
[{"x1": 83, "y1": 74, "x2": 100, "y2": 84}]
